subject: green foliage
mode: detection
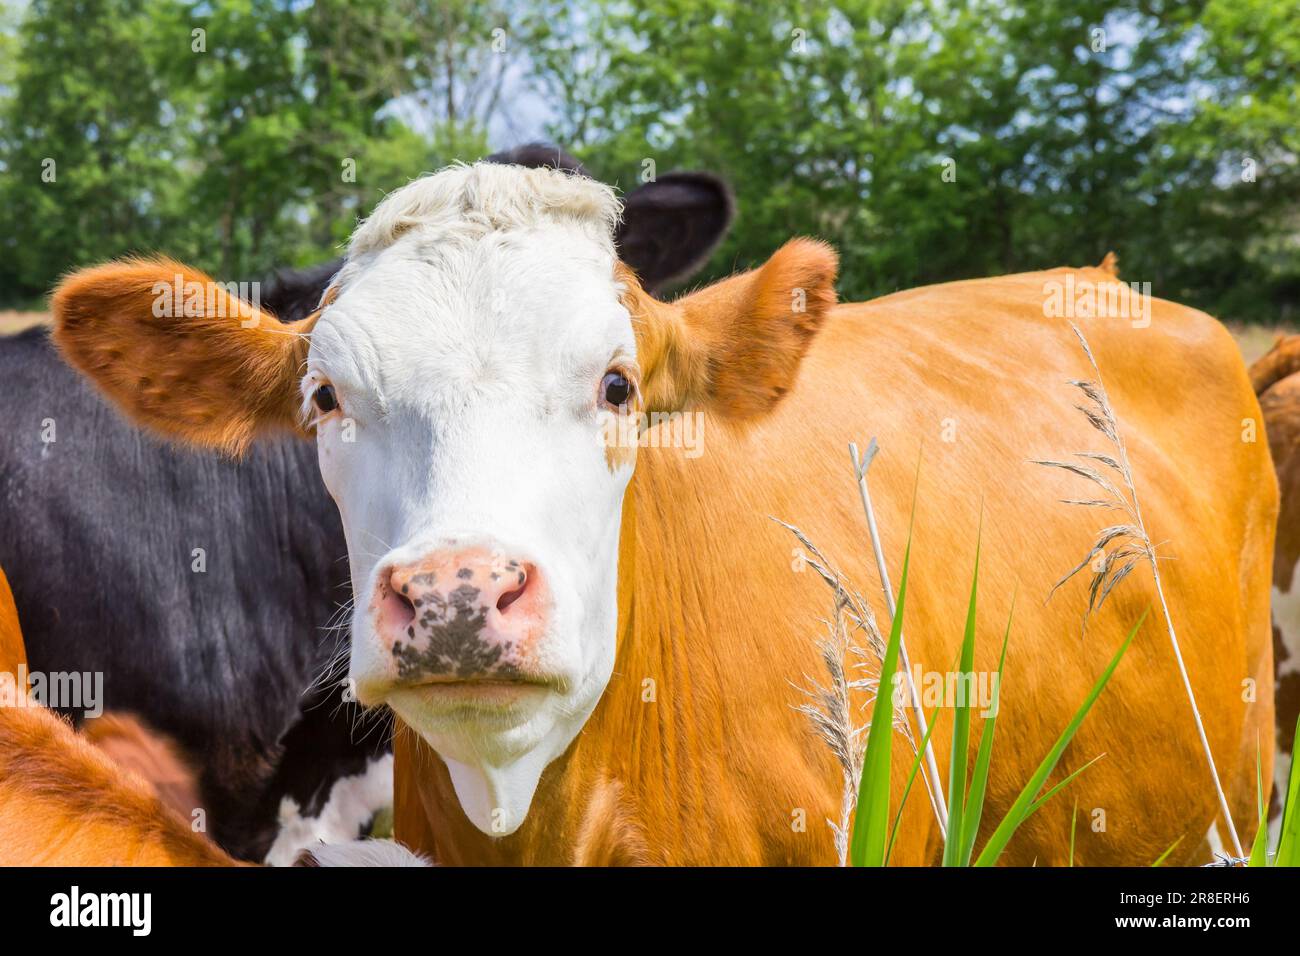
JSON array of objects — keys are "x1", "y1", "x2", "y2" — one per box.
[
  {"x1": 1276, "y1": 715, "x2": 1300, "y2": 866},
  {"x1": 545, "y1": 0, "x2": 1299, "y2": 315},
  {"x1": 1150, "y1": 835, "x2": 1183, "y2": 866},
  {"x1": 942, "y1": 521, "x2": 982, "y2": 866},
  {"x1": 0, "y1": 0, "x2": 503, "y2": 299},
  {"x1": 1, "y1": 0, "x2": 1296, "y2": 319},
  {"x1": 956, "y1": 593, "x2": 1010, "y2": 865},
  {"x1": 0, "y1": 0, "x2": 189, "y2": 294},
  {"x1": 971, "y1": 612, "x2": 1140, "y2": 866}
]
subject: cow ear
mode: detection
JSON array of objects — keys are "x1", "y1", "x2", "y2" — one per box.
[
  {"x1": 630, "y1": 237, "x2": 837, "y2": 419},
  {"x1": 616, "y1": 172, "x2": 735, "y2": 292},
  {"x1": 51, "y1": 258, "x2": 314, "y2": 455}
]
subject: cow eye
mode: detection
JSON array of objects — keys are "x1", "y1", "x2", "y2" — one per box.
[
  {"x1": 600, "y1": 371, "x2": 633, "y2": 410},
  {"x1": 313, "y1": 384, "x2": 339, "y2": 413}
]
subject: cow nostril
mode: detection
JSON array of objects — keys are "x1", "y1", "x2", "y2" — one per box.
[
  {"x1": 496, "y1": 566, "x2": 529, "y2": 615},
  {"x1": 383, "y1": 571, "x2": 417, "y2": 631}
]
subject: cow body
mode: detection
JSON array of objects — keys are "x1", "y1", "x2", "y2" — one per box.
[
  {"x1": 1249, "y1": 336, "x2": 1300, "y2": 819},
  {"x1": 396, "y1": 265, "x2": 1275, "y2": 865},
  {"x1": 50, "y1": 165, "x2": 1271, "y2": 866}
]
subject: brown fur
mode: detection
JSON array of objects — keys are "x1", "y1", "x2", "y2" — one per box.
[
  {"x1": 627, "y1": 238, "x2": 837, "y2": 418},
  {"x1": 51, "y1": 258, "x2": 315, "y2": 455},
  {"x1": 394, "y1": 264, "x2": 1272, "y2": 866},
  {"x1": 1251, "y1": 332, "x2": 1300, "y2": 397},
  {"x1": 0, "y1": 564, "x2": 24, "y2": 677},
  {"x1": 571, "y1": 777, "x2": 653, "y2": 866},
  {"x1": 81, "y1": 713, "x2": 204, "y2": 823}
]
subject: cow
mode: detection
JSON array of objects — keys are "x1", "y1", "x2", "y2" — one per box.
[
  {"x1": 0, "y1": 565, "x2": 237, "y2": 866},
  {"x1": 0, "y1": 567, "x2": 420, "y2": 866},
  {"x1": 1, "y1": 144, "x2": 735, "y2": 861},
  {"x1": 50, "y1": 163, "x2": 1273, "y2": 865},
  {"x1": 1248, "y1": 335, "x2": 1300, "y2": 822}
]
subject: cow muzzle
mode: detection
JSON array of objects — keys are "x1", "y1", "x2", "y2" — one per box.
[{"x1": 369, "y1": 546, "x2": 550, "y2": 692}]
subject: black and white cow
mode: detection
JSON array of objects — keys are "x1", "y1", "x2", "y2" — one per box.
[{"x1": 0, "y1": 145, "x2": 733, "y2": 861}]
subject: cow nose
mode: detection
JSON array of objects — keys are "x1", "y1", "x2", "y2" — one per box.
[
  {"x1": 372, "y1": 549, "x2": 541, "y2": 681},
  {"x1": 388, "y1": 557, "x2": 530, "y2": 619}
]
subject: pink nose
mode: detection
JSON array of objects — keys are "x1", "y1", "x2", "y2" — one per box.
[{"x1": 372, "y1": 548, "x2": 544, "y2": 682}]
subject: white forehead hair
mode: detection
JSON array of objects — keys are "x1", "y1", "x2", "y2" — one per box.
[{"x1": 334, "y1": 162, "x2": 623, "y2": 289}]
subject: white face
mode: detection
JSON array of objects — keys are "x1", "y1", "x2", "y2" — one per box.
[{"x1": 305, "y1": 220, "x2": 638, "y2": 835}]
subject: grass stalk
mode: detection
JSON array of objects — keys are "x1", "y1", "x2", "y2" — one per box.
[
  {"x1": 781, "y1": 520, "x2": 903, "y2": 865},
  {"x1": 1151, "y1": 836, "x2": 1183, "y2": 867},
  {"x1": 1069, "y1": 799, "x2": 1078, "y2": 867},
  {"x1": 1036, "y1": 324, "x2": 1243, "y2": 858},
  {"x1": 850, "y1": 440, "x2": 948, "y2": 839},
  {"x1": 942, "y1": 521, "x2": 982, "y2": 866},
  {"x1": 848, "y1": 492, "x2": 915, "y2": 866}
]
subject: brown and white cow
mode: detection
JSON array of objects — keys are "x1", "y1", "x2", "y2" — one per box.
[
  {"x1": 1249, "y1": 336, "x2": 1300, "y2": 824},
  {"x1": 52, "y1": 164, "x2": 1273, "y2": 865}
]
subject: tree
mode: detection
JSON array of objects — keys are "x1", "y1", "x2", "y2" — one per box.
[{"x1": 0, "y1": 0, "x2": 192, "y2": 300}]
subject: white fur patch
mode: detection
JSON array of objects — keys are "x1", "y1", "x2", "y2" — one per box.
[
  {"x1": 342, "y1": 162, "x2": 620, "y2": 270},
  {"x1": 263, "y1": 753, "x2": 394, "y2": 866},
  {"x1": 314, "y1": 163, "x2": 637, "y2": 837},
  {"x1": 299, "y1": 839, "x2": 430, "y2": 867},
  {"x1": 1273, "y1": 575, "x2": 1300, "y2": 681}
]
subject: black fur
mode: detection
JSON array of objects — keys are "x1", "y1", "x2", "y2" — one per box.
[{"x1": 0, "y1": 327, "x2": 372, "y2": 859}]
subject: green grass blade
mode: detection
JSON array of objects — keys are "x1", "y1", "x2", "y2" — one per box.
[
  {"x1": 1275, "y1": 713, "x2": 1300, "y2": 866},
  {"x1": 1150, "y1": 835, "x2": 1183, "y2": 867},
  {"x1": 850, "y1": 487, "x2": 919, "y2": 867},
  {"x1": 885, "y1": 702, "x2": 944, "y2": 866},
  {"x1": 1069, "y1": 799, "x2": 1078, "y2": 867},
  {"x1": 1249, "y1": 737, "x2": 1268, "y2": 867},
  {"x1": 972, "y1": 610, "x2": 1144, "y2": 866},
  {"x1": 1027, "y1": 753, "x2": 1105, "y2": 814},
  {"x1": 959, "y1": 597, "x2": 1012, "y2": 866},
  {"x1": 943, "y1": 519, "x2": 982, "y2": 867},
  {"x1": 849, "y1": 545, "x2": 908, "y2": 866}
]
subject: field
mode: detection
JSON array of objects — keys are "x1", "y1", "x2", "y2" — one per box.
[{"x1": 0, "y1": 312, "x2": 46, "y2": 337}]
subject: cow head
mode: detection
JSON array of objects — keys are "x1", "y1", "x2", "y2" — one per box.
[
  {"x1": 259, "y1": 143, "x2": 736, "y2": 324},
  {"x1": 51, "y1": 164, "x2": 836, "y2": 835}
]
